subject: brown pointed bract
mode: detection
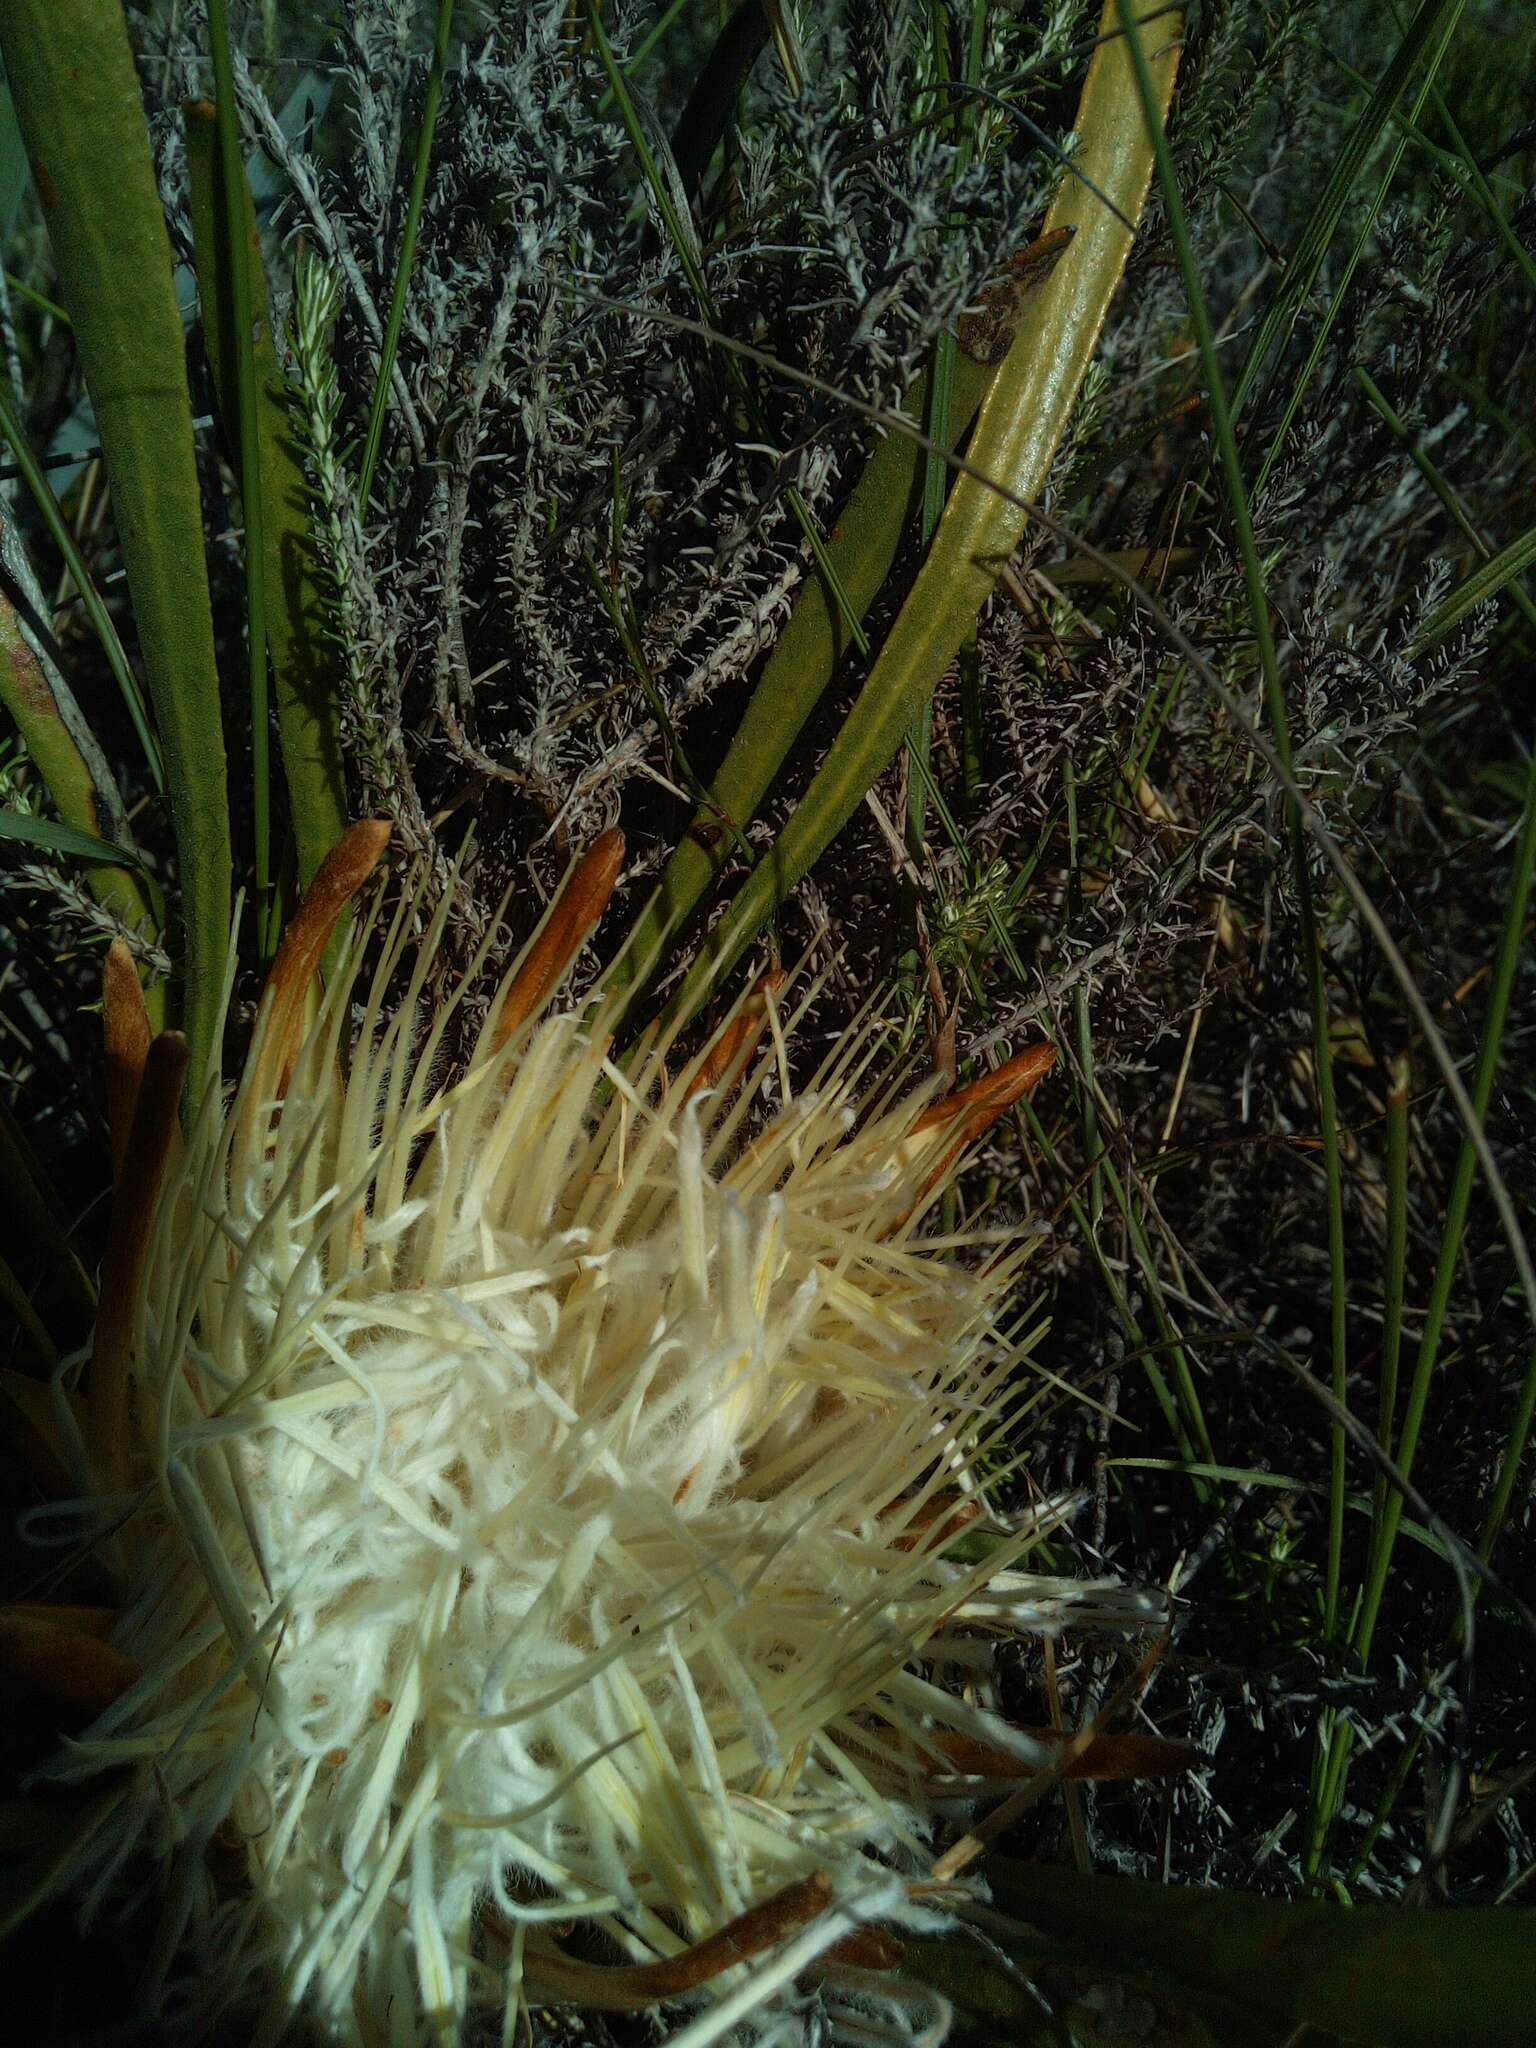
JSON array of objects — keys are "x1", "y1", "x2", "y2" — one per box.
[
  {"x1": 684, "y1": 968, "x2": 786, "y2": 1102},
  {"x1": 910, "y1": 1041, "x2": 1057, "y2": 1143},
  {"x1": 102, "y1": 939, "x2": 152, "y2": 1183},
  {"x1": 517, "y1": 1872, "x2": 834, "y2": 2009},
  {"x1": 0, "y1": 1603, "x2": 139, "y2": 1714},
  {"x1": 890, "y1": 1042, "x2": 1056, "y2": 1214},
  {"x1": 490, "y1": 828, "x2": 626, "y2": 1054},
  {"x1": 89, "y1": 1030, "x2": 190, "y2": 1511},
  {"x1": 250, "y1": 820, "x2": 392, "y2": 1107}
]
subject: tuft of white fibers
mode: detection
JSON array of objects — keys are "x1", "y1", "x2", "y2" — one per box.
[{"x1": 48, "y1": 853, "x2": 1164, "y2": 2048}]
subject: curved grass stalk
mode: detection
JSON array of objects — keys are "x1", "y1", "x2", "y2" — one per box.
[
  {"x1": 646, "y1": 1, "x2": 1185, "y2": 1029},
  {"x1": 0, "y1": 0, "x2": 232, "y2": 1082}
]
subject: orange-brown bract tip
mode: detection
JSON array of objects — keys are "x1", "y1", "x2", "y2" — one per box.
[
  {"x1": 913, "y1": 1041, "x2": 1057, "y2": 1142},
  {"x1": 90, "y1": 1030, "x2": 193, "y2": 1513},
  {"x1": 491, "y1": 827, "x2": 627, "y2": 1053},
  {"x1": 523, "y1": 1870, "x2": 835, "y2": 2008},
  {"x1": 253, "y1": 821, "x2": 392, "y2": 1100},
  {"x1": 0, "y1": 1604, "x2": 139, "y2": 1715},
  {"x1": 684, "y1": 967, "x2": 786, "y2": 1102},
  {"x1": 102, "y1": 938, "x2": 152, "y2": 1183}
]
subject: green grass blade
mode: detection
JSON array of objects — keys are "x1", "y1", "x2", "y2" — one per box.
[
  {"x1": 0, "y1": 805, "x2": 142, "y2": 867},
  {"x1": 1411, "y1": 516, "x2": 1536, "y2": 655},
  {"x1": 1356, "y1": 734, "x2": 1536, "y2": 1644},
  {"x1": 1116, "y1": 0, "x2": 1351, "y2": 1654},
  {"x1": 1251, "y1": 2, "x2": 1461, "y2": 496},
  {"x1": 0, "y1": 376, "x2": 162, "y2": 784},
  {"x1": 0, "y1": 0, "x2": 232, "y2": 1082},
  {"x1": 0, "y1": 586, "x2": 163, "y2": 1004},
  {"x1": 357, "y1": 0, "x2": 456, "y2": 509},
  {"x1": 185, "y1": 101, "x2": 347, "y2": 892},
  {"x1": 1375, "y1": 1055, "x2": 1411, "y2": 1496},
  {"x1": 1356, "y1": 366, "x2": 1536, "y2": 635},
  {"x1": 202, "y1": 3, "x2": 271, "y2": 945},
  {"x1": 1230, "y1": 0, "x2": 1467, "y2": 425},
  {"x1": 649, "y1": 2, "x2": 1184, "y2": 1025}
]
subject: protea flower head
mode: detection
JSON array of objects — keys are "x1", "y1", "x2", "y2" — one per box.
[{"x1": 14, "y1": 824, "x2": 1182, "y2": 2047}]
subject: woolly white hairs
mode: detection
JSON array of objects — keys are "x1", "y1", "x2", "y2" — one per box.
[{"x1": 44, "y1": 827, "x2": 1168, "y2": 2048}]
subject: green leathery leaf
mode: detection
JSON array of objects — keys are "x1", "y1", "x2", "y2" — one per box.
[
  {"x1": 915, "y1": 1858, "x2": 1536, "y2": 2048},
  {"x1": 647, "y1": 1, "x2": 1183, "y2": 1023},
  {"x1": 186, "y1": 99, "x2": 347, "y2": 891},
  {"x1": 0, "y1": 0, "x2": 232, "y2": 1083}
]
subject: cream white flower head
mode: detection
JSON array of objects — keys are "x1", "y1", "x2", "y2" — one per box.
[{"x1": 41, "y1": 824, "x2": 1171, "y2": 2047}]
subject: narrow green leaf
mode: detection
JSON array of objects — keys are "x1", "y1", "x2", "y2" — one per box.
[
  {"x1": 0, "y1": 374, "x2": 162, "y2": 782},
  {"x1": 203, "y1": 2, "x2": 272, "y2": 945},
  {"x1": 614, "y1": 354, "x2": 983, "y2": 994},
  {"x1": 1251, "y1": 0, "x2": 1462, "y2": 495},
  {"x1": 1411, "y1": 517, "x2": 1536, "y2": 655},
  {"x1": 0, "y1": 0, "x2": 233, "y2": 1082},
  {"x1": 0, "y1": 805, "x2": 142, "y2": 868},
  {"x1": 185, "y1": 101, "x2": 347, "y2": 891},
  {"x1": 0, "y1": 1250, "x2": 57, "y2": 1369},
  {"x1": 1231, "y1": 0, "x2": 1467, "y2": 425},
  {"x1": 650, "y1": 1, "x2": 1184, "y2": 1024},
  {"x1": 357, "y1": 0, "x2": 457, "y2": 508},
  {"x1": 665, "y1": 0, "x2": 771, "y2": 213},
  {"x1": 0, "y1": 1097, "x2": 96, "y2": 1327},
  {"x1": 612, "y1": 239, "x2": 1079, "y2": 1002},
  {"x1": 1356, "y1": 366, "x2": 1536, "y2": 635},
  {"x1": 0, "y1": 586, "x2": 163, "y2": 1002}
]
